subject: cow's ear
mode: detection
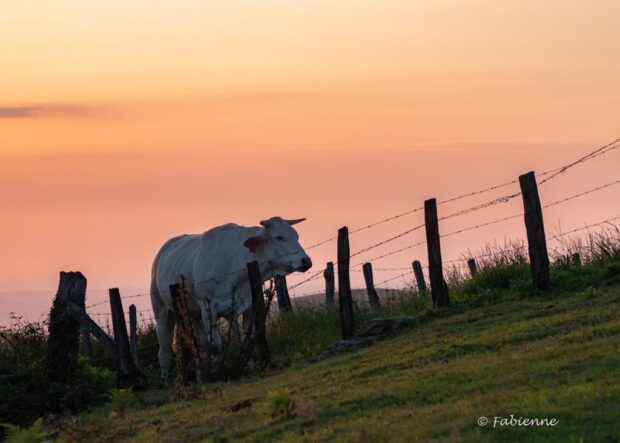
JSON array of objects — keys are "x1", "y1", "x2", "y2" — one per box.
[{"x1": 244, "y1": 235, "x2": 264, "y2": 253}]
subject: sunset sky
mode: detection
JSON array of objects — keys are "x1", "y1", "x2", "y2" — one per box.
[{"x1": 1, "y1": 1, "x2": 619, "y2": 324}]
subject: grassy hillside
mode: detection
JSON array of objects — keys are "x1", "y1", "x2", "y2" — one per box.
[{"x1": 56, "y1": 283, "x2": 620, "y2": 442}]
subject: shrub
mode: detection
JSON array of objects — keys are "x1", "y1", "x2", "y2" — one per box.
[
  {"x1": 0, "y1": 315, "x2": 114, "y2": 428},
  {"x1": 0, "y1": 317, "x2": 50, "y2": 428}
]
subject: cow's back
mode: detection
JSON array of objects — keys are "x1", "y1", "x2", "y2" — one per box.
[
  {"x1": 151, "y1": 234, "x2": 202, "y2": 311},
  {"x1": 151, "y1": 224, "x2": 258, "y2": 311}
]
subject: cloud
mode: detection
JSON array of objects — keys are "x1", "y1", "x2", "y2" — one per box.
[{"x1": 0, "y1": 104, "x2": 95, "y2": 119}]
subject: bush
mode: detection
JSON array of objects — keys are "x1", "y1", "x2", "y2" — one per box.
[
  {"x1": 46, "y1": 357, "x2": 115, "y2": 416},
  {"x1": 0, "y1": 316, "x2": 50, "y2": 428},
  {"x1": 0, "y1": 315, "x2": 114, "y2": 429}
]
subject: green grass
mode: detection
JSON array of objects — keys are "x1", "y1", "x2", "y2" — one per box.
[
  {"x1": 54, "y1": 281, "x2": 620, "y2": 442},
  {"x1": 17, "y1": 230, "x2": 620, "y2": 441}
]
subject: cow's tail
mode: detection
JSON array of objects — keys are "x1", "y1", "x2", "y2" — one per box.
[{"x1": 150, "y1": 251, "x2": 163, "y2": 315}]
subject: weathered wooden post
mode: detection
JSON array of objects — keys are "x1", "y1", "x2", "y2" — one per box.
[
  {"x1": 275, "y1": 275, "x2": 292, "y2": 311},
  {"x1": 424, "y1": 199, "x2": 450, "y2": 308},
  {"x1": 66, "y1": 304, "x2": 119, "y2": 360},
  {"x1": 46, "y1": 271, "x2": 87, "y2": 383},
  {"x1": 246, "y1": 261, "x2": 270, "y2": 368},
  {"x1": 362, "y1": 263, "x2": 381, "y2": 308},
  {"x1": 324, "y1": 262, "x2": 335, "y2": 305},
  {"x1": 128, "y1": 305, "x2": 139, "y2": 368},
  {"x1": 81, "y1": 328, "x2": 93, "y2": 364},
  {"x1": 467, "y1": 258, "x2": 478, "y2": 276},
  {"x1": 170, "y1": 283, "x2": 195, "y2": 382},
  {"x1": 109, "y1": 288, "x2": 142, "y2": 388},
  {"x1": 571, "y1": 253, "x2": 581, "y2": 268},
  {"x1": 411, "y1": 260, "x2": 427, "y2": 295},
  {"x1": 338, "y1": 227, "x2": 355, "y2": 339},
  {"x1": 519, "y1": 171, "x2": 551, "y2": 291}
]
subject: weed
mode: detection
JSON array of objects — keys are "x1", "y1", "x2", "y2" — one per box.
[
  {"x1": 1, "y1": 419, "x2": 47, "y2": 443},
  {"x1": 259, "y1": 388, "x2": 296, "y2": 420},
  {"x1": 107, "y1": 388, "x2": 136, "y2": 417}
]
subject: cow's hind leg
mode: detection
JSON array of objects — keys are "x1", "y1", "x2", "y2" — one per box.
[{"x1": 155, "y1": 308, "x2": 176, "y2": 384}]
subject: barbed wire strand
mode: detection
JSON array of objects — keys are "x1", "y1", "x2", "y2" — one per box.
[
  {"x1": 542, "y1": 179, "x2": 620, "y2": 210},
  {"x1": 538, "y1": 138, "x2": 620, "y2": 185}
]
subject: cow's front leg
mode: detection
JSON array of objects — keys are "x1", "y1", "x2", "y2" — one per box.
[
  {"x1": 238, "y1": 310, "x2": 256, "y2": 370},
  {"x1": 241, "y1": 310, "x2": 253, "y2": 340},
  {"x1": 155, "y1": 308, "x2": 176, "y2": 384},
  {"x1": 198, "y1": 299, "x2": 222, "y2": 366},
  {"x1": 231, "y1": 317, "x2": 242, "y2": 343}
]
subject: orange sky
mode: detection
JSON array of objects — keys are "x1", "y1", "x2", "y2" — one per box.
[{"x1": 1, "y1": 1, "x2": 619, "y2": 324}]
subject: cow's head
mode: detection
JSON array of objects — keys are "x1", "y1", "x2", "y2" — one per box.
[{"x1": 243, "y1": 216, "x2": 312, "y2": 275}]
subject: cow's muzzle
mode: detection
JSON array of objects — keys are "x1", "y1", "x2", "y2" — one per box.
[{"x1": 297, "y1": 257, "x2": 312, "y2": 272}]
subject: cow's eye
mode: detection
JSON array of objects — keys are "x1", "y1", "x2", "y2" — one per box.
[{"x1": 275, "y1": 236, "x2": 285, "y2": 241}]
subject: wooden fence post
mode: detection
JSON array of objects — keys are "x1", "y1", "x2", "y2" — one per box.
[
  {"x1": 246, "y1": 261, "x2": 270, "y2": 368},
  {"x1": 275, "y1": 275, "x2": 292, "y2": 311},
  {"x1": 324, "y1": 262, "x2": 335, "y2": 305},
  {"x1": 572, "y1": 253, "x2": 582, "y2": 267},
  {"x1": 424, "y1": 199, "x2": 450, "y2": 308},
  {"x1": 411, "y1": 260, "x2": 427, "y2": 295},
  {"x1": 362, "y1": 263, "x2": 381, "y2": 308},
  {"x1": 128, "y1": 305, "x2": 139, "y2": 368},
  {"x1": 46, "y1": 271, "x2": 87, "y2": 383},
  {"x1": 109, "y1": 288, "x2": 142, "y2": 388},
  {"x1": 337, "y1": 227, "x2": 355, "y2": 339},
  {"x1": 519, "y1": 171, "x2": 551, "y2": 291},
  {"x1": 467, "y1": 258, "x2": 478, "y2": 276},
  {"x1": 170, "y1": 282, "x2": 200, "y2": 383}
]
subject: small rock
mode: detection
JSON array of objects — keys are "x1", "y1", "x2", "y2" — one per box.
[
  {"x1": 326, "y1": 316, "x2": 416, "y2": 355},
  {"x1": 356, "y1": 316, "x2": 416, "y2": 337},
  {"x1": 230, "y1": 399, "x2": 252, "y2": 412}
]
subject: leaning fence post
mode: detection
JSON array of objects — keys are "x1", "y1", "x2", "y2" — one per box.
[
  {"x1": 128, "y1": 305, "x2": 139, "y2": 368},
  {"x1": 424, "y1": 198, "x2": 450, "y2": 308},
  {"x1": 46, "y1": 271, "x2": 87, "y2": 383},
  {"x1": 81, "y1": 328, "x2": 93, "y2": 364},
  {"x1": 411, "y1": 260, "x2": 427, "y2": 295},
  {"x1": 324, "y1": 262, "x2": 335, "y2": 305},
  {"x1": 66, "y1": 304, "x2": 119, "y2": 359},
  {"x1": 519, "y1": 171, "x2": 551, "y2": 291},
  {"x1": 337, "y1": 227, "x2": 355, "y2": 339},
  {"x1": 246, "y1": 261, "x2": 270, "y2": 368},
  {"x1": 109, "y1": 288, "x2": 142, "y2": 388},
  {"x1": 467, "y1": 258, "x2": 478, "y2": 276},
  {"x1": 275, "y1": 275, "x2": 292, "y2": 311},
  {"x1": 362, "y1": 263, "x2": 381, "y2": 308}
]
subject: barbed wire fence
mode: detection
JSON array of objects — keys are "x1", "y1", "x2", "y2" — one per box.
[{"x1": 31, "y1": 139, "x2": 620, "y2": 361}]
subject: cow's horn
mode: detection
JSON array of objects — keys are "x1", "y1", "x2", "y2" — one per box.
[{"x1": 286, "y1": 218, "x2": 306, "y2": 225}]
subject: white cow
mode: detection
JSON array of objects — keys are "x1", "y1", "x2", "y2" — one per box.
[{"x1": 150, "y1": 216, "x2": 312, "y2": 380}]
